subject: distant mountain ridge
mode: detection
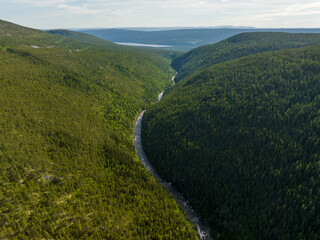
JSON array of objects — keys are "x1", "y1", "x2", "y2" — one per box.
[
  {"x1": 75, "y1": 26, "x2": 256, "y2": 31},
  {"x1": 172, "y1": 32, "x2": 320, "y2": 82},
  {"x1": 76, "y1": 28, "x2": 320, "y2": 51},
  {"x1": 47, "y1": 29, "x2": 117, "y2": 48}
]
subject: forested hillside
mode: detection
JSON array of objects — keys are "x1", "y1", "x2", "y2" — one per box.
[
  {"x1": 142, "y1": 46, "x2": 320, "y2": 239},
  {"x1": 0, "y1": 19, "x2": 197, "y2": 239},
  {"x1": 47, "y1": 29, "x2": 121, "y2": 48},
  {"x1": 48, "y1": 29, "x2": 181, "y2": 64},
  {"x1": 172, "y1": 32, "x2": 320, "y2": 83}
]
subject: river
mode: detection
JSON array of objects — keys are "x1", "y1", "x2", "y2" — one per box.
[{"x1": 134, "y1": 86, "x2": 212, "y2": 240}]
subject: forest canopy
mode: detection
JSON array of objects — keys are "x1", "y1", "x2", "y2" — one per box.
[
  {"x1": 0, "y1": 19, "x2": 197, "y2": 239},
  {"x1": 172, "y1": 32, "x2": 320, "y2": 83},
  {"x1": 143, "y1": 46, "x2": 320, "y2": 239}
]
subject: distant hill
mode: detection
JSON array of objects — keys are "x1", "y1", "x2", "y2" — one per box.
[
  {"x1": 77, "y1": 28, "x2": 247, "y2": 51},
  {"x1": 172, "y1": 32, "x2": 320, "y2": 82},
  {"x1": 103, "y1": 26, "x2": 256, "y2": 31},
  {"x1": 142, "y1": 46, "x2": 320, "y2": 239},
  {"x1": 48, "y1": 29, "x2": 181, "y2": 63},
  {"x1": 76, "y1": 28, "x2": 320, "y2": 51},
  {"x1": 0, "y1": 19, "x2": 197, "y2": 239},
  {"x1": 47, "y1": 29, "x2": 118, "y2": 48},
  {"x1": 1, "y1": 19, "x2": 46, "y2": 40}
]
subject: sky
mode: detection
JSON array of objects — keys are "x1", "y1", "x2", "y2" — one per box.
[{"x1": 1, "y1": 0, "x2": 320, "y2": 29}]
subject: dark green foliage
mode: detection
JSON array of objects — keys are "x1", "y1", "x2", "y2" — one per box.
[
  {"x1": 142, "y1": 46, "x2": 320, "y2": 239},
  {"x1": 172, "y1": 32, "x2": 320, "y2": 82},
  {"x1": 0, "y1": 19, "x2": 197, "y2": 239}
]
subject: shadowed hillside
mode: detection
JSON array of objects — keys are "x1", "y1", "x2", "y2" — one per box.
[{"x1": 143, "y1": 46, "x2": 320, "y2": 239}]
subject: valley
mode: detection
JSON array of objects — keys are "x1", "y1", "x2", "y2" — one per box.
[
  {"x1": 0, "y1": 19, "x2": 197, "y2": 239},
  {"x1": 142, "y1": 36, "x2": 320, "y2": 239},
  {"x1": 1, "y1": 17, "x2": 320, "y2": 240},
  {"x1": 134, "y1": 91, "x2": 212, "y2": 240}
]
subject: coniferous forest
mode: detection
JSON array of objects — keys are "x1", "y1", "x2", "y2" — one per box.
[
  {"x1": 2, "y1": 18, "x2": 320, "y2": 240},
  {"x1": 0, "y1": 19, "x2": 198, "y2": 239},
  {"x1": 172, "y1": 32, "x2": 320, "y2": 83},
  {"x1": 142, "y1": 37, "x2": 320, "y2": 239}
]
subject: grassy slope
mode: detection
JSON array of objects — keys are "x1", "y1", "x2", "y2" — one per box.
[
  {"x1": 0, "y1": 19, "x2": 197, "y2": 239},
  {"x1": 142, "y1": 46, "x2": 320, "y2": 239},
  {"x1": 172, "y1": 32, "x2": 320, "y2": 83}
]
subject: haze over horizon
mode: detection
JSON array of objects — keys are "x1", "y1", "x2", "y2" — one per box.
[{"x1": 1, "y1": 0, "x2": 320, "y2": 29}]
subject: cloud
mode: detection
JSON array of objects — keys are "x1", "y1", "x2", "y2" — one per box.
[
  {"x1": 57, "y1": 3, "x2": 104, "y2": 15},
  {"x1": 258, "y1": 2, "x2": 320, "y2": 18},
  {"x1": 188, "y1": 1, "x2": 208, "y2": 7},
  {"x1": 2, "y1": 0, "x2": 320, "y2": 28},
  {"x1": 9, "y1": 0, "x2": 106, "y2": 15},
  {"x1": 10, "y1": 0, "x2": 69, "y2": 7}
]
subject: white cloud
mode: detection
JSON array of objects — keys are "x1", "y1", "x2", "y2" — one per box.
[
  {"x1": 188, "y1": 1, "x2": 208, "y2": 7},
  {"x1": 258, "y1": 2, "x2": 320, "y2": 18},
  {"x1": 10, "y1": 0, "x2": 69, "y2": 7},
  {"x1": 57, "y1": 3, "x2": 104, "y2": 15},
  {"x1": 255, "y1": 2, "x2": 320, "y2": 22},
  {"x1": 2, "y1": 0, "x2": 320, "y2": 28}
]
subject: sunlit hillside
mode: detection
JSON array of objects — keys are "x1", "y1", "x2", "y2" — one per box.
[{"x1": 0, "y1": 19, "x2": 197, "y2": 239}]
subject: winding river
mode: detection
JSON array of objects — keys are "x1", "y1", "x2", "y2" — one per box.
[{"x1": 134, "y1": 84, "x2": 212, "y2": 240}]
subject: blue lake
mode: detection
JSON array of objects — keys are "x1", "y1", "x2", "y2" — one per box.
[{"x1": 115, "y1": 42, "x2": 172, "y2": 48}]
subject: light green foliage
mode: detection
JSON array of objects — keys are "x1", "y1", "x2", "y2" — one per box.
[
  {"x1": 0, "y1": 19, "x2": 197, "y2": 239},
  {"x1": 143, "y1": 46, "x2": 320, "y2": 239}
]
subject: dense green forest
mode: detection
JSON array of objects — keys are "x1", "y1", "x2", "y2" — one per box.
[
  {"x1": 172, "y1": 32, "x2": 320, "y2": 83},
  {"x1": 0, "y1": 19, "x2": 198, "y2": 239},
  {"x1": 142, "y1": 46, "x2": 320, "y2": 239}
]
